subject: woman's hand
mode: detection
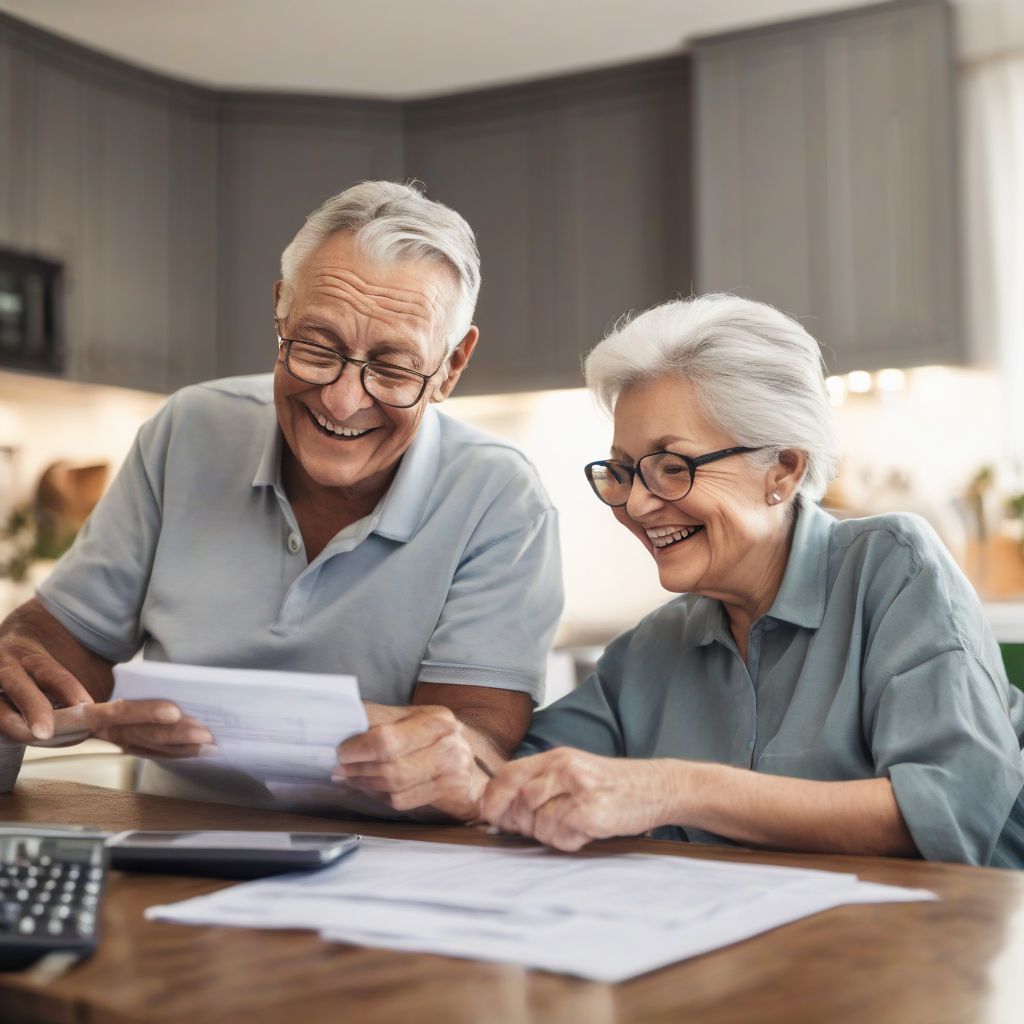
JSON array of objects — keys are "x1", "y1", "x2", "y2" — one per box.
[{"x1": 479, "y1": 748, "x2": 677, "y2": 851}]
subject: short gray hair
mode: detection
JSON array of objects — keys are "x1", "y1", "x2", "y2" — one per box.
[
  {"x1": 278, "y1": 180, "x2": 481, "y2": 355},
  {"x1": 584, "y1": 294, "x2": 840, "y2": 501}
]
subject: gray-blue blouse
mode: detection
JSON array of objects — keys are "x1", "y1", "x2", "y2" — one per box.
[{"x1": 521, "y1": 500, "x2": 1024, "y2": 867}]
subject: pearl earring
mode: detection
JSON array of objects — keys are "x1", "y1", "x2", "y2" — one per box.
[{"x1": 769, "y1": 491, "x2": 782, "y2": 504}]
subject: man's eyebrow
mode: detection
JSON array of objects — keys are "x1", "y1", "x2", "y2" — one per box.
[{"x1": 290, "y1": 318, "x2": 423, "y2": 368}]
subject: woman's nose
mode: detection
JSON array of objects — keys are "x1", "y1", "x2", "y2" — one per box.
[{"x1": 624, "y1": 472, "x2": 664, "y2": 519}]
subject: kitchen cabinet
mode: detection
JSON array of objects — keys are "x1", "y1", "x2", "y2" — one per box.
[
  {"x1": 79, "y1": 82, "x2": 172, "y2": 392},
  {"x1": 406, "y1": 94, "x2": 556, "y2": 394},
  {"x1": 215, "y1": 95, "x2": 404, "y2": 379},
  {"x1": 407, "y1": 59, "x2": 690, "y2": 395},
  {"x1": 692, "y1": 0, "x2": 960, "y2": 373},
  {"x1": 0, "y1": 34, "x2": 34, "y2": 253}
]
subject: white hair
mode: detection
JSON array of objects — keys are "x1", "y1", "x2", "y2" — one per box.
[
  {"x1": 584, "y1": 294, "x2": 840, "y2": 501},
  {"x1": 278, "y1": 180, "x2": 481, "y2": 355}
]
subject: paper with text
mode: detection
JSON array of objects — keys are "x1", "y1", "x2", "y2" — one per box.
[
  {"x1": 147, "y1": 837, "x2": 936, "y2": 983},
  {"x1": 112, "y1": 661, "x2": 368, "y2": 785}
]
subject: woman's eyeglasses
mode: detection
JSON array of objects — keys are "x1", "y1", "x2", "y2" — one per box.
[{"x1": 584, "y1": 447, "x2": 763, "y2": 507}]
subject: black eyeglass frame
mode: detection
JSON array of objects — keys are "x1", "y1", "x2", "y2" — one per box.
[
  {"x1": 275, "y1": 322, "x2": 446, "y2": 409},
  {"x1": 584, "y1": 446, "x2": 765, "y2": 507}
]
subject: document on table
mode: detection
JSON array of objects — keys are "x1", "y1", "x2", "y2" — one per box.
[
  {"x1": 111, "y1": 661, "x2": 368, "y2": 785},
  {"x1": 147, "y1": 837, "x2": 937, "y2": 983}
]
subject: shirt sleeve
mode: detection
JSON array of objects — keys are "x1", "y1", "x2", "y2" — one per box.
[
  {"x1": 517, "y1": 630, "x2": 632, "y2": 756},
  {"x1": 417, "y1": 503, "x2": 564, "y2": 702},
  {"x1": 862, "y1": 536, "x2": 1024, "y2": 865},
  {"x1": 35, "y1": 402, "x2": 172, "y2": 663},
  {"x1": 872, "y1": 647, "x2": 1024, "y2": 866}
]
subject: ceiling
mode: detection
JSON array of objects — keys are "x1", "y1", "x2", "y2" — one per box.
[
  {"x1": 0, "y1": 0, "x2": 1015, "y2": 98},
  {"x1": 0, "y1": 0, "x2": 894, "y2": 98}
]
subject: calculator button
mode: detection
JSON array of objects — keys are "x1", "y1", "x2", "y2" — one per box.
[{"x1": 17, "y1": 917, "x2": 35, "y2": 935}]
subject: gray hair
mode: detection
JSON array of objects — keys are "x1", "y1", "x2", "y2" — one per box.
[
  {"x1": 278, "y1": 181, "x2": 481, "y2": 355},
  {"x1": 584, "y1": 294, "x2": 840, "y2": 501}
]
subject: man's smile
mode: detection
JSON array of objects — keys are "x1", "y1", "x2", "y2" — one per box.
[{"x1": 306, "y1": 407, "x2": 378, "y2": 441}]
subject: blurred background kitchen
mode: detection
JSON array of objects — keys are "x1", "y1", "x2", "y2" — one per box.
[{"x1": 2, "y1": 0, "x2": 1024, "y2": 759}]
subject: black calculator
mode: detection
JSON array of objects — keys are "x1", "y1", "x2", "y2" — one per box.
[{"x1": 0, "y1": 830, "x2": 107, "y2": 971}]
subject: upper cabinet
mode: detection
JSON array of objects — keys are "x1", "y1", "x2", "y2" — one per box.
[
  {"x1": 215, "y1": 96, "x2": 404, "y2": 379},
  {"x1": 407, "y1": 60, "x2": 690, "y2": 395},
  {"x1": 692, "y1": 0, "x2": 961, "y2": 373}
]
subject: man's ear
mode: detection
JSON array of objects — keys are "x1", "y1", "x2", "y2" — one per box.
[
  {"x1": 273, "y1": 280, "x2": 286, "y2": 322},
  {"x1": 431, "y1": 326, "x2": 479, "y2": 402}
]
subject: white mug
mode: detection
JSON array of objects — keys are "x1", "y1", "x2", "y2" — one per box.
[{"x1": 0, "y1": 736, "x2": 25, "y2": 793}]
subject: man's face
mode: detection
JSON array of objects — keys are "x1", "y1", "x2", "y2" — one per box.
[{"x1": 273, "y1": 231, "x2": 473, "y2": 498}]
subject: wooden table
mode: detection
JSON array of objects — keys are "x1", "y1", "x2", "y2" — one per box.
[{"x1": 2, "y1": 780, "x2": 1023, "y2": 1024}]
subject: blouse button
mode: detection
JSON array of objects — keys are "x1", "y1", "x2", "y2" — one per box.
[{"x1": 287, "y1": 532, "x2": 301, "y2": 554}]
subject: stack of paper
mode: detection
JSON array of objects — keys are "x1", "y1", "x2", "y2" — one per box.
[
  {"x1": 147, "y1": 837, "x2": 937, "y2": 982},
  {"x1": 112, "y1": 662, "x2": 368, "y2": 785}
]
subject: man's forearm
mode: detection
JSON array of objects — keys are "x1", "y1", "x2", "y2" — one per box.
[
  {"x1": 660, "y1": 761, "x2": 919, "y2": 857},
  {"x1": 2, "y1": 598, "x2": 115, "y2": 699}
]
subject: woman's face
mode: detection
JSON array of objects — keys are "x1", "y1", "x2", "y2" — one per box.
[{"x1": 609, "y1": 375, "x2": 781, "y2": 600}]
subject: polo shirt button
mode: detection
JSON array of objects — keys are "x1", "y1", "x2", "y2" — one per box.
[{"x1": 287, "y1": 532, "x2": 301, "y2": 554}]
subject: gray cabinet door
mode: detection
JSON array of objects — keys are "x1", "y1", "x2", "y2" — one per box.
[
  {"x1": 406, "y1": 59, "x2": 690, "y2": 396},
  {"x1": 406, "y1": 100, "x2": 555, "y2": 395},
  {"x1": 30, "y1": 55, "x2": 88, "y2": 380},
  {"x1": 81, "y1": 82, "x2": 171, "y2": 391},
  {"x1": 551, "y1": 64, "x2": 690, "y2": 389},
  {"x1": 0, "y1": 35, "x2": 36, "y2": 253},
  {"x1": 216, "y1": 97, "x2": 404, "y2": 379},
  {"x1": 693, "y1": 0, "x2": 960, "y2": 373},
  {"x1": 166, "y1": 97, "x2": 218, "y2": 392}
]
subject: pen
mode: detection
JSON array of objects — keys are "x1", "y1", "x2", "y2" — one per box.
[{"x1": 473, "y1": 755, "x2": 496, "y2": 779}]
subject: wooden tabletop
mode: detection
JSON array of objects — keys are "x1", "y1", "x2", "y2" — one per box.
[{"x1": 2, "y1": 780, "x2": 1023, "y2": 1024}]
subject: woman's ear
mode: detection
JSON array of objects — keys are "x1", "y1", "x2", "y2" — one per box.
[
  {"x1": 767, "y1": 449, "x2": 808, "y2": 504},
  {"x1": 431, "y1": 326, "x2": 479, "y2": 402}
]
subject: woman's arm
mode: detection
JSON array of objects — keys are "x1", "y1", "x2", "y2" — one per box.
[
  {"x1": 667, "y1": 760, "x2": 918, "y2": 857},
  {"x1": 481, "y1": 748, "x2": 919, "y2": 856}
]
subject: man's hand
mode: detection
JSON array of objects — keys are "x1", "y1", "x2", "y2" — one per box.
[
  {"x1": 0, "y1": 633, "x2": 96, "y2": 743},
  {"x1": 7, "y1": 699, "x2": 213, "y2": 759},
  {"x1": 479, "y1": 748, "x2": 676, "y2": 852},
  {"x1": 333, "y1": 703, "x2": 494, "y2": 821},
  {"x1": 0, "y1": 599, "x2": 116, "y2": 742},
  {"x1": 84, "y1": 701, "x2": 214, "y2": 759}
]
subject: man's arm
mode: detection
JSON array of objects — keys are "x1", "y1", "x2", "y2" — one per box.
[{"x1": 334, "y1": 683, "x2": 532, "y2": 820}]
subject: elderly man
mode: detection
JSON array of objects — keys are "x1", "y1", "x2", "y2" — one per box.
[{"x1": 0, "y1": 181, "x2": 563, "y2": 819}]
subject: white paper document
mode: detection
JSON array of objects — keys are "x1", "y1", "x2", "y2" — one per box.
[
  {"x1": 147, "y1": 837, "x2": 937, "y2": 983},
  {"x1": 112, "y1": 661, "x2": 368, "y2": 785}
]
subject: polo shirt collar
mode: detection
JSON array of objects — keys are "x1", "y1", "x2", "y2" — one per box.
[
  {"x1": 766, "y1": 498, "x2": 833, "y2": 630},
  {"x1": 374, "y1": 405, "x2": 441, "y2": 542},
  {"x1": 250, "y1": 404, "x2": 440, "y2": 545},
  {"x1": 252, "y1": 403, "x2": 284, "y2": 492}
]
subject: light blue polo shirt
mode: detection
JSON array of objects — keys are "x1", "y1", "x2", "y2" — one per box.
[
  {"x1": 38, "y1": 375, "x2": 563, "y2": 803},
  {"x1": 521, "y1": 500, "x2": 1024, "y2": 867}
]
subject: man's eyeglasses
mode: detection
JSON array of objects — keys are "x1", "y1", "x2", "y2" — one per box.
[
  {"x1": 584, "y1": 447, "x2": 764, "y2": 507},
  {"x1": 277, "y1": 325, "x2": 445, "y2": 409}
]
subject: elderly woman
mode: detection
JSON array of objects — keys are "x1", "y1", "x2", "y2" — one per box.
[{"x1": 480, "y1": 294, "x2": 1024, "y2": 867}]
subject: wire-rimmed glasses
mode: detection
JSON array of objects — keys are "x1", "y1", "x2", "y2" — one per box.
[{"x1": 277, "y1": 327, "x2": 444, "y2": 409}]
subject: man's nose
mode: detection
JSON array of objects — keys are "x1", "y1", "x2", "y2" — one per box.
[
  {"x1": 320, "y1": 362, "x2": 374, "y2": 419},
  {"x1": 624, "y1": 472, "x2": 665, "y2": 520}
]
